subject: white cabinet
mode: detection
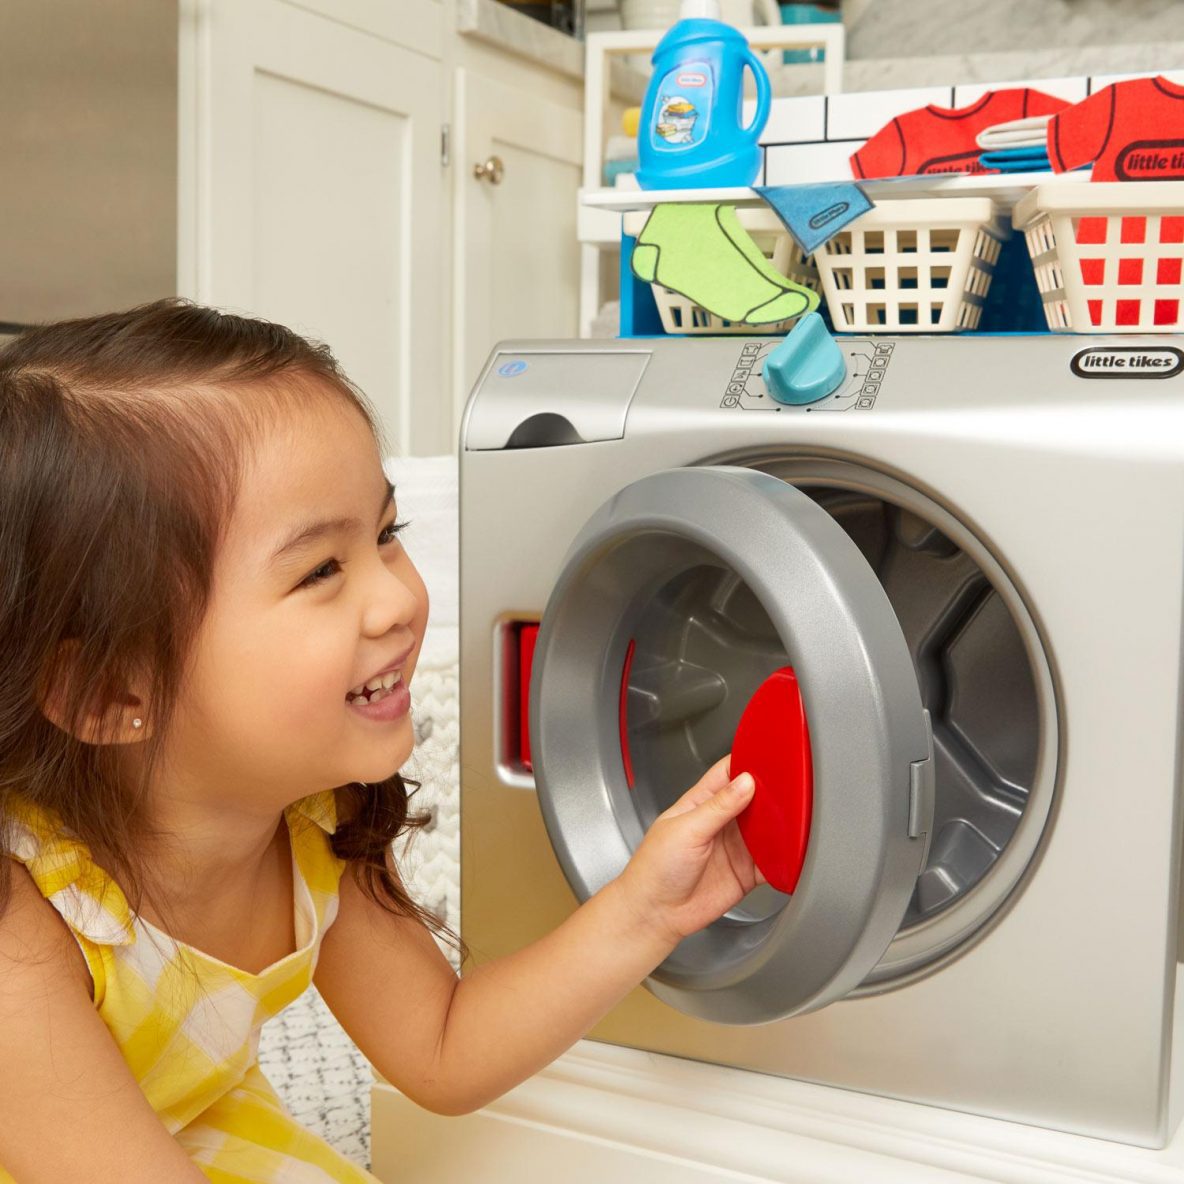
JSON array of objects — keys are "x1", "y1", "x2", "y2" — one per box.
[
  {"x1": 180, "y1": 0, "x2": 586, "y2": 454},
  {"x1": 452, "y1": 68, "x2": 583, "y2": 417},
  {"x1": 179, "y1": 0, "x2": 449, "y2": 452}
]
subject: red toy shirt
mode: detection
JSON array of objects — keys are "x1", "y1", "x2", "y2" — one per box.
[
  {"x1": 851, "y1": 88, "x2": 1070, "y2": 179},
  {"x1": 1048, "y1": 76, "x2": 1184, "y2": 181}
]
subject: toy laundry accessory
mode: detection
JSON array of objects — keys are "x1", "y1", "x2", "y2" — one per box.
[
  {"x1": 631, "y1": 203, "x2": 819, "y2": 324},
  {"x1": 1048, "y1": 75, "x2": 1184, "y2": 181},
  {"x1": 754, "y1": 181, "x2": 874, "y2": 253},
  {"x1": 978, "y1": 146, "x2": 1051, "y2": 172},
  {"x1": 978, "y1": 114, "x2": 1051, "y2": 150},
  {"x1": 851, "y1": 88, "x2": 1070, "y2": 179},
  {"x1": 1013, "y1": 182, "x2": 1184, "y2": 330},
  {"x1": 637, "y1": 0, "x2": 772, "y2": 190},
  {"x1": 976, "y1": 115, "x2": 1053, "y2": 172}
]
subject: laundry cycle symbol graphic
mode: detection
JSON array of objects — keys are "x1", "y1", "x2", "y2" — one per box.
[{"x1": 498, "y1": 360, "x2": 528, "y2": 377}]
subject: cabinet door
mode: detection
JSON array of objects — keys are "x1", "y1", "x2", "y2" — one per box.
[
  {"x1": 179, "y1": 0, "x2": 448, "y2": 452},
  {"x1": 454, "y1": 69, "x2": 583, "y2": 418}
]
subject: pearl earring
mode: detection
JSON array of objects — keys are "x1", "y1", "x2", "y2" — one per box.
[{"x1": 132, "y1": 718, "x2": 143, "y2": 730}]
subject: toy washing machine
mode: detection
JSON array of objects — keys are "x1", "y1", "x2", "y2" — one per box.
[{"x1": 458, "y1": 324, "x2": 1184, "y2": 1147}]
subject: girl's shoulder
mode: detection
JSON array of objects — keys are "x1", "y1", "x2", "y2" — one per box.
[
  {"x1": 3, "y1": 796, "x2": 136, "y2": 948},
  {"x1": 0, "y1": 854, "x2": 94, "y2": 990}
]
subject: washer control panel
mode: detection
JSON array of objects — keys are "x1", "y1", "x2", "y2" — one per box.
[{"x1": 721, "y1": 337, "x2": 896, "y2": 413}]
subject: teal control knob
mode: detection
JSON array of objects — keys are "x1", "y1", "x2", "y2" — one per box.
[{"x1": 762, "y1": 312, "x2": 847, "y2": 406}]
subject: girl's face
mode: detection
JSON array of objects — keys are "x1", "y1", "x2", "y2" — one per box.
[{"x1": 159, "y1": 392, "x2": 428, "y2": 811}]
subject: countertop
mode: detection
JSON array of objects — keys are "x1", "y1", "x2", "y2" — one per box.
[
  {"x1": 459, "y1": 0, "x2": 1184, "y2": 108},
  {"x1": 459, "y1": 0, "x2": 647, "y2": 100}
]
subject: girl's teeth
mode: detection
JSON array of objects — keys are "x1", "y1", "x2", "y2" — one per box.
[
  {"x1": 349, "y1": 671, "x2": 403, "y2": 698},
  {"x1": 347, "y1": 676, "x2": 404, "y2": 707}
]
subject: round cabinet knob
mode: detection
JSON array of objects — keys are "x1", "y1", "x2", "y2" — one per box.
[
  {"x1": 473, "y1": 155, "x2": 505, "y2": 185},
  {"x1": 762, "y1": 312, "x2": 847, "y2": 406}
]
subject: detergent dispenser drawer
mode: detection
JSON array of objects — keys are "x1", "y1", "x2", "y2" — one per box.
[
  {"x1": 529, "y1": 466, "x2": 934, "y2": 1025},
  {"x1": 464, "y1": 349, "x2": 650, "y2": 450}
]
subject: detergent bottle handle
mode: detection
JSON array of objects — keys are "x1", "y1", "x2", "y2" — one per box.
[{"x1": 740, "y1": 48, "x2": 772, "y2": 144}]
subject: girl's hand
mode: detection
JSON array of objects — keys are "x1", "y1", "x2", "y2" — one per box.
[{"x1": 613, "y1": 755, "x2": 763, "y2": 951}]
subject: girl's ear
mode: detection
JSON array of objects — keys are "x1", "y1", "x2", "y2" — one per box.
[{"x1": 38, "y1": 642, "x2": 151, "y2": 745}]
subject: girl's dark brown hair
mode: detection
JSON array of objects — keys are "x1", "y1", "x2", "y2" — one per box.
[{"x1": 0, "y1": 298, "x2": 456, "y2": 952}]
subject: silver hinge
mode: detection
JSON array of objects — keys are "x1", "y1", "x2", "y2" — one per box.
[{"x1": 440, "y1": 123, "x2": 451, "y2": 167}]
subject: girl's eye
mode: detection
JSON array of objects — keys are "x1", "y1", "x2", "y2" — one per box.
[
  {"x1": 298, "y1": 559, "x2": 341, "y2": 589},
  {"x1": 379, "y1": 519, "x2": 408, "y2": 546},
  {"x1": 297, "y1": 521, "x2": 406, "y2": 590}
]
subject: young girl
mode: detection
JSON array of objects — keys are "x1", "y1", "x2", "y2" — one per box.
[{"x1": 0, "y1": 300, "x2": 758, "y2": 1183}]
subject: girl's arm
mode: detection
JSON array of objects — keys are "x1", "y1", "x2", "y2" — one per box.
[
  {"x1": 0, "y1": 863, "x2": 208, "y2": 1182},
  {"x1": 314, "y1": 757, "x2": 757, "y2": 1116}
]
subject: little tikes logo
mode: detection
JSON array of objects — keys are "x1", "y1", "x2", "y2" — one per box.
[
  {"x1": 809, "y1": 202, "x2": 850, "y2": 230},
  {"x1": 1071, "y1": 346, "x2": 1184, "y2": 379},
  {"x1": 677, "y1": 72, "x2": 706, "y2": 87},
  {"x1": 1114, "y1": 139, "x2": 1184, "y2": 181}
]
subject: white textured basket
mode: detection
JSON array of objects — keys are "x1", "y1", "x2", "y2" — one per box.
[
  {"x1": 1013, "y1": 182, "x2": 1184, "y2": 333},
  {"x1": 623, "y1": 207, "x2": 820, "y2": 335},
  {"x1": 813, "y1": 198, "x2": 1008, "y2": 333}
]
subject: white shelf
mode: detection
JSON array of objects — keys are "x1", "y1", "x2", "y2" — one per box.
[
  {"x1": 576, "y1": 172, "x2": 1097, "y2": 253},
  {"x1": 577, "y1": 202, "x2": 625, "y2": 247},
  {"x1": 582, "y1": 169, "x2": 1093, "y2": 218}
]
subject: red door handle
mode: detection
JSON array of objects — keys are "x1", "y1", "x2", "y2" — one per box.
[{"x1": 732, "y1": 667, "x2": 814, "y2": 894}]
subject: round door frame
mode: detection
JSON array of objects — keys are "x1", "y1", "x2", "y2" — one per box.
[{"x1": 530, "y1": 467, "x2": 934, "y2": 1024}]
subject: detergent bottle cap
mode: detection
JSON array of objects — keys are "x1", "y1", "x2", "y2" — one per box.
[{"x1": 678, "y1": 0, "x2": 721, "y2": 19}]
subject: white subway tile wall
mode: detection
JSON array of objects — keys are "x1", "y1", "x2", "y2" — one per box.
[{"x1": 752, "y1": 70, "x2": 1173, "y2": 186}]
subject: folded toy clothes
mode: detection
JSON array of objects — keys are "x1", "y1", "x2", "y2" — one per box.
[
  {"x1": 851, "y1": 76, "x2": 1184, "y2": 184},
  {"x1": 850, "y1": 87, "x2": 1070, "y2": 178},
  {"x1": 977, "y1": 114, "x2": 1052, "y2": 151},
  {"x1": 977, "y1": 146, "x2": 1052, "y2": 173}
]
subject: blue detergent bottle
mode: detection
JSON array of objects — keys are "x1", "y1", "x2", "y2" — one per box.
[{"x1": 636, "y1": 0, "x2": 772, "y2": 190}]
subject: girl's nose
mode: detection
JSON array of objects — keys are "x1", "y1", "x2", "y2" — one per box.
[{"x1": 361, "y1": 560, "x2": 421, "y2": 638}]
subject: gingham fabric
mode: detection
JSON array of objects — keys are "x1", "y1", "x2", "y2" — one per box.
[{"x1": 3, "y1": 791, "x2": 380, "y2": 1183}]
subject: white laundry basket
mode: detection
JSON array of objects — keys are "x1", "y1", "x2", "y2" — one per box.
[
  {"x1": 813, "y1": 197, "x2": 1009, "y2": 332},
  {"x1": 1013, "y1": 182, "x2": 1184, "y2": 332},
  {"x1": 623, "y1": 206, "x2": 820, "y2": 335}
]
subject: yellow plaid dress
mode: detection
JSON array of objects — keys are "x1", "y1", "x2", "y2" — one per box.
[{"x1": 3, "y1": 790, "x2": 380, "y2": 1183}]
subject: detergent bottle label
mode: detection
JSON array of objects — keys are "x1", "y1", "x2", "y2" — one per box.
[{"x1": 651, "y1": 62, "x2": 713, "y2": 151}]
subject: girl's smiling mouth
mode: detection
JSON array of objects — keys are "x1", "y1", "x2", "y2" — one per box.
[
  {"x1": 346, "y1": 643, "x2": 415, "y2": 718},
  {"x1": 347, "y1": 669, "x2": 404, "y2": 705},
  {"x1": 347, "y1": 673, "x2": 411, "y2": 720}
]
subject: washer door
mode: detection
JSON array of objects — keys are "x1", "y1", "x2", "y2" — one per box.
[{"x1": 530, "y1": 466, "x2": 935, "y2": 1024}]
